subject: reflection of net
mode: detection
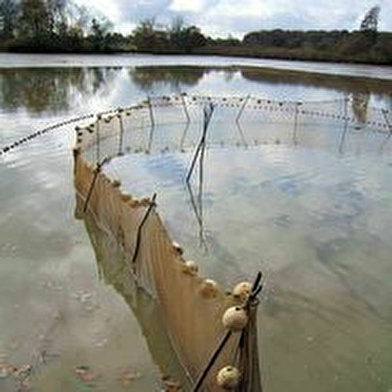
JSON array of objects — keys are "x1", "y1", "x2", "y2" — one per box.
[{"x1": 74, "y1": 156, "x2": 262, "y2": 391}]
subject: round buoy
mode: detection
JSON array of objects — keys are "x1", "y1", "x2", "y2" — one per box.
[
  {"x1": 199, "y1": 279, "x2": 219, "y2": 299},
  {"x1": 216, "y1": 366, "x2": 241, "y2": 389},
  {"x1": 121, "y1": 194, "x2": 132, "y2": 203},
  {"x1": 182, "y1": 260, "x2": 198, "y2": 276},
  {"x1": 232, "y1": 281, "x2": 252, "y2": 302},
  {"x1": 222, "y1": 306, "x2": 248, "y2": 331},
  {"x1": 172, "y1": 241, "x2": 184, "y2": 255}
]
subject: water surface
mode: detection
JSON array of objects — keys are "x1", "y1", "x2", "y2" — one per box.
[{"x1": 0, "y1": 54, "x2": 392, "y2": 391}]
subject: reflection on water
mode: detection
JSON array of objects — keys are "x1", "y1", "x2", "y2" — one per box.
[
  {"x1": 352, "y1": 92, "x2": 370, "y2": 124},
  {"x1": 103, "y1": 142, "x2": 392, "y2": 392},
  {"x1": 0, "y1": 67, "x2": 121, "y2": 114},
  {"x1": 128, "y1": 66, "x2": 206, "y2": 93},
  {"x1": 240, "y1": 67, "x2": 392, "y2": 96},
  {"x1": 0, "y1": 64, "x2": 391, "y2": 116}
]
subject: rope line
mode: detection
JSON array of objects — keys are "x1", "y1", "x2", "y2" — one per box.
[{"x1": 2, "y1": 94, "x2": 390, "y2": 157}]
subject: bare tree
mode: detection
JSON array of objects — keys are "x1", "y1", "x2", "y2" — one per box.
[
  {"x1": 360, "y1": 5, "x2": 380, "y2": 32},
  {"x1": 0, "y1": 0, "x2": 18, "y2": 39}
]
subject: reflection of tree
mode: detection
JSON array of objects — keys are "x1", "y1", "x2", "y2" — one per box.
[
  {"x1": 241, "y1": 68, "x2": 392, "y2": 96},
  {"x1": 128, "y1": 66, "x2": 206, "y2": 93},
  {"x1": 351, "y1": 92, "x2": 370, "y2": 124},
  {"x1": 0, "y1": 67, "x2": 120, "y2": 114}
]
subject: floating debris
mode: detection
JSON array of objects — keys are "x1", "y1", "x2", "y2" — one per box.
[
  {"x1": 162, "y1": 376, "x2": 182, "y2": 391},
  {"x1": 121, "y1": 370, "x2": 142, "y2": 387},
  {"x1": 74, "y1": 365, "x2": 96, "y2": 383}
]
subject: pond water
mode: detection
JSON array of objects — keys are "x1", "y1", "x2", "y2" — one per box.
[{"x1": 0, "y1": 54, "x2": 392, "y2": 391}]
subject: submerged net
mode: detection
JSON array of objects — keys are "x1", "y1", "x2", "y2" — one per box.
[
  {"x1": 74, "y1": 155, "x2": 262, "y2": 391},
  {"x1": 70, "y1": 93, "x2": 391, "y2": 391}
]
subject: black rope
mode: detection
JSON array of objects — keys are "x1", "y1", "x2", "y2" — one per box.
[
  {"x1": 83, "y1": 157, "x2": 111, "y2": 213},
  {"x1": 192, "y1": 330, "x2": 232, "y2": 392},
  {"x1": 238, "y1": 271, "x2": 264, "y2": 392},
  {"x1": 131, "y1": 193, "x2": 157, "y2": 264},
  {"x1": 0, "y1": 113, "x2": 95, "y2": 155},
  {"x1": 192, "y1": 271, "x2": 264, "y2": 392},
  {"x1": 0, "y1": 103, "x2": 138, "y2": 156}
]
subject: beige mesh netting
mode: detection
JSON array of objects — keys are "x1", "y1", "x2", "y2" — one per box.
[
  {"x1": 71, "y1": 93, "x2": 392, "y2": 391},
  {"x1": 74, "y1": 153, "x2": 262, "y2": 391}
]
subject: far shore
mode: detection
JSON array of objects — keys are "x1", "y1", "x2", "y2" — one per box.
[{"x1": 1, "y1": 52, "x2": 392, "y2": 87}]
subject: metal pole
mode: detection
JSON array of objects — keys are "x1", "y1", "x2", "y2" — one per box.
[
  {"x1": 186, "y1": 103, "x2": 214, "y2": 183},
  {"x1": 96, "y1": 116, "x2": 101, "y2": 164},
  {"x1": 339, "y1": 95, "x2": 349, "y2": 154},
  {"x1": 382, "y1": 108, "x2": 392, "y2": 134},
  {"x1": 236, "y1": 94, "x2": 250, "y2": 124},
  {"x1": 131, "y1": 193, "x2": 157, "y2": 264},
  {"x1": 83, "y1": 156, "x2": 110, "y2": 213},
  {"x1": 147, "y1": 97, "x2": 155, "y2": 127},
  {"x1": 292, "y1": 101, "x2": 301, "y2": 145},
  {"x1": 181, "y1": 93, "x2": 191, "y2": 124},
  {"x1": 118, "y1": 110, "x2": 125, "y2": 155}
]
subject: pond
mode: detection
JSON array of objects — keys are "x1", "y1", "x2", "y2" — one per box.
[{"x1": 0, "y1": 54, "x2": 392, "y2": 391}]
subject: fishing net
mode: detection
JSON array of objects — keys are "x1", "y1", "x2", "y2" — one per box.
[
  {"x1": 69, "y1": 93, "x2": 392, "y2": 391},
  {"x1": 74, "y1": 155, "x2": 262, "y2": 391},
  {"x1": 70, "y1": 93, "x2": 391, "y2": 162}
]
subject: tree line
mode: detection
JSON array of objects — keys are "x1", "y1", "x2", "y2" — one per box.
[
  {"x1": 0, "y1": 0, "x2": 128, "y2": 52},
  {"x1": 0, "y1": 0, "x2": 208, "y2": 53},
  {"x1": 0, "y1": 1, "x2": 391, "y2": 64}
]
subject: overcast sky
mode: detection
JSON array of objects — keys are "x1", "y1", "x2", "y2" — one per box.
[{"x1": 76, "y1": 0, "x2": 392, "y2": 37}]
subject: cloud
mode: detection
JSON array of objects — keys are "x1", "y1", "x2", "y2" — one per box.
[
  {"x1": 169, "y1": 0, "x2": 209, "y2": 13},
  {"x1": 76, "y1": 0, "x2": 392, "y2": 37}
]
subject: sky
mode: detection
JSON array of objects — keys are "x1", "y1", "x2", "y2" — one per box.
[{"x1": 76, "y1": 0, "x2": 392, "y2": 37}]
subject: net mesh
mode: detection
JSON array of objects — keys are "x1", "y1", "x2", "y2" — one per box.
[
  {"x1": 72, "y1": 93, "x2": 391, "y2": 165},
  {"x1": 72, "y1": 93, "x2": 391, "y2": 391},
  {"x1": 74, "y1": 155, "x2": 258, "y2": 391}
]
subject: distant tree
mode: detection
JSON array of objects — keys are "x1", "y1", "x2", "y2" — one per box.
[
  {"x1": 133, "y1": 18, "x2": 155, "y2": 51},
  {"x1": 88, "y1": 17, "x2": 113, "y2": 51},
  {"x1": 168, "y1": 15, "x2": 185, "y2": 50},
  {"x1": 0, "y1": 0, "x2": 18, "y2": 39},
  {"x1": 46, "y1": 0, "x2": 68, "y2": 36},
  {"x1": 360, "y1": 5, "x2": 380, "y2": 32},
  {"x1": 167, "y1": 17, "x2": 206, "y2": 52},
  {"x1": 133, "y1": 18, "x2": 169, "y2": 52},
  {"x1": 181, "y1": 26, "x2": 207, "y2": 51},
  {"x1": 19, "y1": 0, "x2": 51, "y2": 39},
  {"x1": 360, "y1": 5, "x2": 380, "y2": 45}
]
